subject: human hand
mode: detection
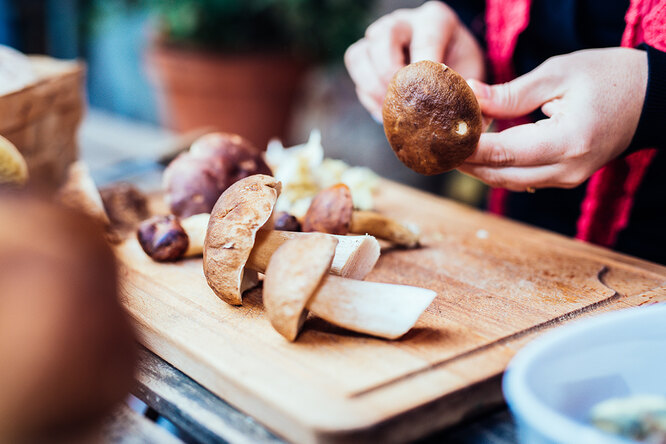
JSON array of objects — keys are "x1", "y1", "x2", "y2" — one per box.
[
  {"x1": 461, "y1": 48, "x2": 648, "y2": 191},
  {"x1": 344, "y1": 1, "x2": 485, "y2": 120}
]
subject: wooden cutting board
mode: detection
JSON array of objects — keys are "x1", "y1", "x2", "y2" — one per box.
[{"x1": 115, "y1": 180, "x2": 666, "y2": 444}]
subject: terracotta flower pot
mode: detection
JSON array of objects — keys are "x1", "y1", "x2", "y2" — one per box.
[{"x1": 146, "y1": 44, "x2": 306, "y2": 148}]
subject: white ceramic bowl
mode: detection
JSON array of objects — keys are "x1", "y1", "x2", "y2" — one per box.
[{"x1": 503, "y1": 304, "x2": 666, "y2": 444}]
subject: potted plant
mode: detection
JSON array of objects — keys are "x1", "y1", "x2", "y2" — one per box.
[{"x1": 128, "y1": 0, "x2": 371, "y2": 148}]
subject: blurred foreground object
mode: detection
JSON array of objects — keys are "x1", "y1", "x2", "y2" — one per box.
[
  {"x1": 590, "y1": 395, "x2": 666, "y2": 443},
  {"x1": 0, "y1": 45, "x2": 37, "y2": 95},
  {"x1": 0, "y1": 195, "x2": 137, "y2": 442},
  {"x1": 0, "y1": 134, "x2": 28, "y2": 186},
  {"x1": 0, "y1": 52, "x2": 84, "y2": 191}
]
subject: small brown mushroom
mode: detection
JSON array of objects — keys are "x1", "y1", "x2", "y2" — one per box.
[
  {"x1": 272, "y1": 212, "x2": 301, "y2": 232},
  {"x1": 202, "y1": 175, "x2": 381, "y2": 305},
  {"x1": 137, "y1": 214, "x2": 195, "y2": 262},
  {"x1": 163, "y1": 132, "x2": 272, "y2": 218},
  {"x1": 303, "y1": 183, "x2": 420, "y2": 248},
  {"x1": 264, "y1": 237, "x2": 436, "y2": 341}
]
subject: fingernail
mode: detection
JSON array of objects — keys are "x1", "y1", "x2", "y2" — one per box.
[
  {"x1": 468, "y1": 79, "x2": 490, "y2": 100},
  {"x1": 372, "y1": 113, "x2": 383, "y2": 124}
]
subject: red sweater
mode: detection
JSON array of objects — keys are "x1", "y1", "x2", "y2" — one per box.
[{"x1": 485, "y1": 0, "x2": 664, "y2": 249}]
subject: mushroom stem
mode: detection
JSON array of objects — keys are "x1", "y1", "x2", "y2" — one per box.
[
  {"x1": 247, "y1": 230, "x2": 379, "y2": 279},
  {"x1": 306, "y1": 275, "x2": 435, "y2": 339},
  {"x1": 179, "y1": 213, "x2": 210, "y2": 257},
  {"x1": 349, "y1": 211, "x2": 420, "y2": 248}
]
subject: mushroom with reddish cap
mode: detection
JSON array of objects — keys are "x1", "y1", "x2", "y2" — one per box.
[
  {"x1": 201, "y1": 174, "x2": 381, "y2": 305},
  {"x1": 163, "y1": 132, "x2": 272, "y2": 217},
  {"x1": 303, "y1": 183, "x2": 420, "y2": 248},
  {"x1": 264, "y1": 236, "x2": 436, "y2": 341}
]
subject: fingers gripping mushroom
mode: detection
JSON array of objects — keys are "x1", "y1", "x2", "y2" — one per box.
[
  {"x1": 201, "y1": 175, "x2": 381, "y2": 305},
  {"x1": 303, "y1": 183, "x2": 420, "y2": 248},
  {"x1": 264, "y1": 236, "x2": 436, "y2": 341}
]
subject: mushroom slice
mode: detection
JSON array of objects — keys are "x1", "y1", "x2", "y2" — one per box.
[
  {"x1": 308, "y1": 276, "x2": 436, "y2": 339},
  {"x1": 204, "y1": 174, "x2": 280, "y2": 305},
  {"x1": 264, "y1": 238, "x2": 436, "y2": 341},
  {"x1": 248, "y1": 230, "x2": 379, "y2": 280},
  {"x1": 263, "y1": 234, "x2": 338, "y2": 341}
]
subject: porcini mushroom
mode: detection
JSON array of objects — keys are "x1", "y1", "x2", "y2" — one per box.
[
  {"x1": 137, "y1": 214, "x2": 208, "y2": 262},
  {"x1": 383, "y1": 61, "x2": 482, "y2": 175},
  {"x1": 163, "y1": 132, "x2": 272, "y2": 217},
  {"x1": 202, "y1": 175, "x2": 381, "y2": 305},
  {"x1": 303, "y1": 183, "x2": 420, "y2": 248},
  {"x1": 264, "y1": 236, "x2": 436, "y2": 341}
]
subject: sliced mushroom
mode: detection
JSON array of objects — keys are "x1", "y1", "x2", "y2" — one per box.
[
  {"x1": 204, "y1": 175, "x2": 280, "y2": 305},
  {"x1": 202, "y1": 175, "x2": 381, "y2": 305},
  {"x1": 263, "y1": 234, "x2": 338, "y2": 341},
  {"x1": 264, "y1": 237, "x2": 436, "y2": 341},
  {"x1": 303, "y1": 183, "x2": 420, "y2": 248}
]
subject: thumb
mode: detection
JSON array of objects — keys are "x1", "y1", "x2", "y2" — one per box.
[{"x1": 468, "y1": 69, "x2": 558, "y2": 119}]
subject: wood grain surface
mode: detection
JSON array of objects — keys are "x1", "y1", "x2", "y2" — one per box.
[{"x1": 115, "y1": 180, "x2": 666, "y2": 444}]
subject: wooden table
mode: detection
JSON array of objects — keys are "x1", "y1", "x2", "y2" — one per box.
[
  {"x1": 122, "y1": 345, "x2": 518, "y2": 444},
  {"x1": 83, "y1": 112, "x2": 664, "y2": 443}
]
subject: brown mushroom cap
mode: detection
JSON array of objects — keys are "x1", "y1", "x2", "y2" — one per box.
[
  {"x1": 203, "y1": 174, "x2": 281, "y2": 305},
  {"x1": 0, "y1": 195, "x2": 136, "y2": 441},
  {"x1": 137, "y1": 215, "x2": 189, "y2": 262},
  {"x1": 263, "y1": 235, "x2": 338, "y2": 341},
  {"x1": 382, "y1": 61, "x2": 482, "y2": 175},
  {"x1": 302, "y1": 183, "x2": 353, "y2": 235},
  {"x1": 163, "y1": 132, "x2": 272, "y2": 217}
]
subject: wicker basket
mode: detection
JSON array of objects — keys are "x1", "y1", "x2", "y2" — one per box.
[{"x1": 0, "y1": 56, "x2": 85, "y2": 190}]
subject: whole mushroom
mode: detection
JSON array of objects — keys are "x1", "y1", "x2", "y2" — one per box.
[
  {"x1": 303, "y1": 183, "x2": 420, "y2": 248},
  {"x1": 163, "y1": 132, "x2": 272, "y2": 217},
  {"x1": 383, "y1": 61, "x2": 482, "y2": 175},
  {"x1": 264, "y1": 236, "x2": 436, "y2": 341}
]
